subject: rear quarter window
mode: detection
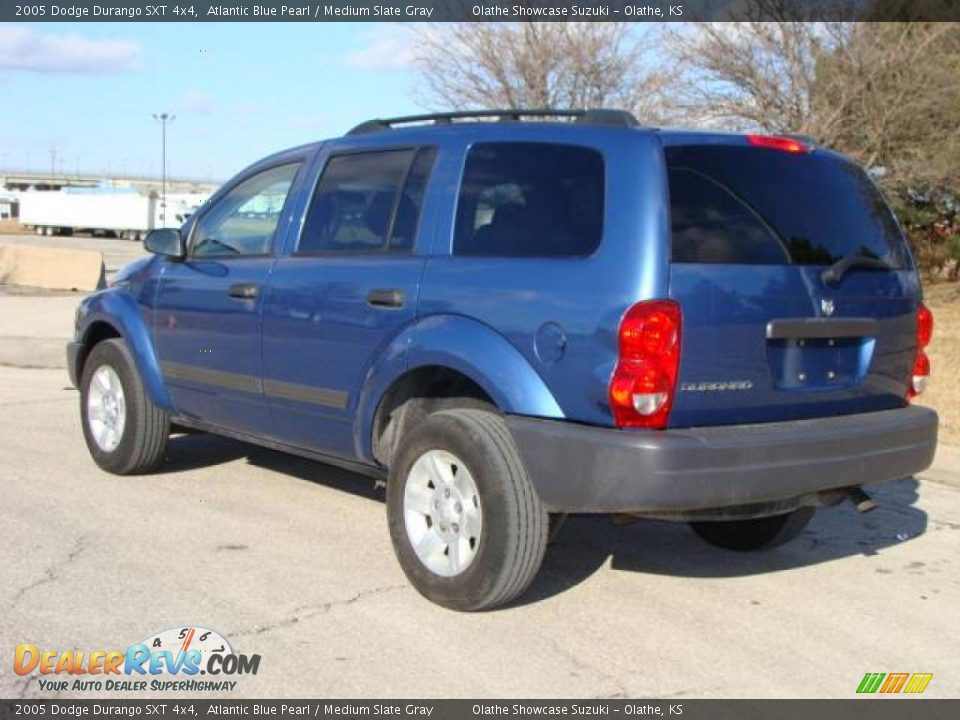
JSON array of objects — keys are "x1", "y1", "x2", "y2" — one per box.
[
  {"x1": 666, "y1": 145, "x2": 908, "y2": 267},
  {"x1": 668, "y1": 167, "x2": 788, "y2": 264},
  {"x1": 454, "y1": 142, "x2": 604, "y2": 258}
]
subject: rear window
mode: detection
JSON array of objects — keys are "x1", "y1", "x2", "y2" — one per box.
[
  {"x1": 666, "y1": 145, "x2": 908, "y2": 267},
  {"x1": 454, "y1": 142, "x2": 604, "y2": 258}
]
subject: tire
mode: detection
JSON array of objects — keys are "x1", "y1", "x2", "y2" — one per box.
[
  {"x1": 80, "y1": 339, "x2": 169, "y2": 475},
  {"x1": 386, "y1": 408, "x2": 548, "y2": 611},
  {"x1": 690, "y1": 507, "x2": 815, "y2": 551}
]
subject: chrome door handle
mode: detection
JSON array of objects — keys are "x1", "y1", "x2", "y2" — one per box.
[
  {"x1": 228, "y1": 283, "x2": 260, "y2": 300},
  {"x1": 366, "y1": 289, "x2": 405, "y2": 308}
]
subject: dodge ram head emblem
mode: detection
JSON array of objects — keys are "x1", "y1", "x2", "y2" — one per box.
[{"x1": 821, "y1": 299, "x2": 836, "y2": 316}]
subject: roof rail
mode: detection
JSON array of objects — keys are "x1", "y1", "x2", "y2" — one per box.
[{"x1": 347, "y1": 108, "x2": 640, "y2": 135}]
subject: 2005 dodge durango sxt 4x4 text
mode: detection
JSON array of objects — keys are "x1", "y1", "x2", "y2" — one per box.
[{"x1": 68, "y1": 109, "x2": 939, "y2": 610}]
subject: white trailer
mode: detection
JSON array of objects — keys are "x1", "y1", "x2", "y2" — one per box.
[{"x1": 18, "y1": 191, "x2": 188, "y2": 241}]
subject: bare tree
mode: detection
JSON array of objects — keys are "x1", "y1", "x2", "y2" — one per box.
[
  {"x1": 412, "y1": 22, "x2": 669, "y2": 121},
  {"x1": 662, "y1": 21, "x2": 853, "y2": 133},
  {"x1": 813, "y1": 22, "x2": 960, "y2": 183},
  {"x1": 663, "y1": 18, "x2": 959, "y2": 181}
]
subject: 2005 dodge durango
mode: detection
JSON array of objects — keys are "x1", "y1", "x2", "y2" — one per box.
[{"x1": 68, "y1": 109, "x2": 938, "y2": 610}]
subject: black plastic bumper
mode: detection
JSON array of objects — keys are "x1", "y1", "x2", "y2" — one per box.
[
  {"x1": 66, "y1": 341, "x2": 83, "y2": 389},
  {"x1": 506, "y1": 406, "x2": 938, "y2": 513}
]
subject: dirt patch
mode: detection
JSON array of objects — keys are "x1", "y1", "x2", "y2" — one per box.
[
  {"x1": 0, "y1": 220, "x2": 31, "y2": 235},
  {"x1": 921, "y1": 282, "x2": 960, "y2": 445}
]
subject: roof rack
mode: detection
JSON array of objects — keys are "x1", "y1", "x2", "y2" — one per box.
[{"x1": 347, "y1": 108, "x2": 640, "y2": 135}]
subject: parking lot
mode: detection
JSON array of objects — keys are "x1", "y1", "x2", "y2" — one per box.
[{"x1": 1, "y1": 232, "x2": 959, "y2": 699}]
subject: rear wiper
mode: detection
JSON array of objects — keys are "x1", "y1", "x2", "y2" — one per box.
[{"x1": 821, "y1": 255, "x2": 895, "y2": 286}]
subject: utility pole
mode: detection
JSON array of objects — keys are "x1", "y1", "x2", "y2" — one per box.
[
  {"x1": 49, "y1": 147, "x2": 58, "y2": 182},
  {"x1": 152, "y1": 112, "x2": 175, "y2": 224}
]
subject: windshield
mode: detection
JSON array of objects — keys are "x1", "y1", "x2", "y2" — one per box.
[{"x1": 666, "y1": 144, "x2": 908, "y2": 268}]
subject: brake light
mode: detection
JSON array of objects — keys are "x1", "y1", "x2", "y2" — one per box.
[
  {"x1": 907, "y1": 303, "x2": 933, "y2": 399},
  {"x1": 609, "y1": 300, "x2": 682, "y2": 428},
  {"x1": 747, "y1": 134, "x2": 809, "y2": 154}
]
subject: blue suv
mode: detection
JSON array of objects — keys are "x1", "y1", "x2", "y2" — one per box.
[{"x1": 68, "y1": 109, "x2": 938, "y2": 610}]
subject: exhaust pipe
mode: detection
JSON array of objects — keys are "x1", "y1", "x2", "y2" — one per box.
[{"x1": 845, "y1": 487, "x2": 876, "y2": 513}]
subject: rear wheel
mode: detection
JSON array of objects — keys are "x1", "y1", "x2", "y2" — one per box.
[
  {"x1": 386, "y1": 409, "x2": 548, "y2": 611},
  {"x1": 80, "y1": 339, "x2": 169, "y2": 474},
  {"x1": 690, "y1": 507, "x2": 815, "y2": 551}
]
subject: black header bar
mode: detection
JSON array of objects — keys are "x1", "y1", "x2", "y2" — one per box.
[{"x1": 3, "y1": 1, "x2": 959, "y2": 23}]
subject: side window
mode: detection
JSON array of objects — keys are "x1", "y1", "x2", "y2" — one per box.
[
  {"x1": 191, "y1": 163, "x2": 300, "y2": 258},
  {"x1": 667, "y1": 167, "x2": 789, "y2": 264},
  {"x1": 454, "y1": 142, "x2": 604, "y2": 258},
  {"x1": 389, "y1": 147, "x2": 437, "y2": 252},
  {"x1": 298, "y1": 148, "x2": 434, "y2": 254}
]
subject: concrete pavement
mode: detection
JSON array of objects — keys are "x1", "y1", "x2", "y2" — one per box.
[{"x1": 0, "y1": 364, "x2": 958, "y2": 699}]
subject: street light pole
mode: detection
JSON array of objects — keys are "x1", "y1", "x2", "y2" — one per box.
[{"x1": 152, "y1": 112, "x2": 175, "y2": 225}]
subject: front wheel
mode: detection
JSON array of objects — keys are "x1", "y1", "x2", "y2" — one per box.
[
  {"x1": 690, "y1": 507, "x2": 815, "y2": 551},
  {"x1": 80, "y1": 339, "x2": 170, "y2": 474},
  {"x1": 386, "y1": 409, "x2": 548, "y2": 611}
]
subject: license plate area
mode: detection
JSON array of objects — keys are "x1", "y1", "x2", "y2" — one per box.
[{"x1": 767, "y1": 336, "x2": 874, "y2": 390}]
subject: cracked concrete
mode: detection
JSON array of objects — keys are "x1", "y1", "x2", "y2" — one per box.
[
  {"x1": 2, "y1": 362, "x2": 958, "y2": 699},
  {"x1": 229, "y1": 585, "x2": 408, "y2": 639},
  {"x1": 10, "y1": 535, "x2": 88, "y2": 609}
]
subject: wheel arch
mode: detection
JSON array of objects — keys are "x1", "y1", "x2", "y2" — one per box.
[
  {"x1": 354, "y1": 314, "x2": 565, "y2": 466},
  {"x1": 77, "y1": 291, "x2": 175, "y2": 412},
  {"x1": 370, "y1": 365, "x2": 497, "y2": 467}
]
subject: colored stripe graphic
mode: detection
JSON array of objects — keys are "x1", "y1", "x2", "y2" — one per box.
[
  {"x1": 857, "y1": 672, "x2": 933, "y2": 694},
  {"x1": 903, "y1": 673, "x2": 933, "y2": 694},
  {"x1": 880, "y1": 673, "x2": 909, "y2": 693},
  {"x1": 857, "y1": 673, "x2": 886, "y2": 694}
]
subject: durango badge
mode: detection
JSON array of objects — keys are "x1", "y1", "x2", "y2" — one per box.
[{"x1": 680, "y1": 381, "x2": 754, "y2": 392}]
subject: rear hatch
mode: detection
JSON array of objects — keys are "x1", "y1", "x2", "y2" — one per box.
[{"x1": 664, "y1": 135, "x2": 918, "y2": 427}]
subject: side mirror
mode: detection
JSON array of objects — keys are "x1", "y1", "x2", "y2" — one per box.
[{"x1": 144, "y1": 228, "x2": 185, "y2": 259}]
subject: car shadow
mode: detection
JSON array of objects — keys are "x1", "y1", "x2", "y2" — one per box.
[
  {"x1": 161, "y1": 432, "x2": 387, "y2": 503},
  {"x1": 519, "y1": 477, "x2": 928, "y2": 606},
  {"x1": 158, "y1": 434, "x2": 928, "y2": 605},
  {"x1": 158, "y1": 432, "x2": 250, "y2": 473},
  {"x1": 244, "y1": 445, "x2": 387, "y2": 504}
]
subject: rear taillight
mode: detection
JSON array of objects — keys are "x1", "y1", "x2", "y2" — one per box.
[
  {"x1": 609, "y1": 300, "x2": 682, "y2": 428},
  {"x1": 747, "y1": 134, "x2": 809, "y2": 154},
  {"x1": 908, "y1": 303, "x2": 933, "y2": 400}
]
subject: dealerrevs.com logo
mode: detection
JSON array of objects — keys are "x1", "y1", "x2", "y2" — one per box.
[{"x1": 14, "y1": 626, "x2": 260, "y2": 693}]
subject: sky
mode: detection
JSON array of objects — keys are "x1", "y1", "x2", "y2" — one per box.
[{"x1": 0, "y1": 23, "x2": 423, "y2": 181}]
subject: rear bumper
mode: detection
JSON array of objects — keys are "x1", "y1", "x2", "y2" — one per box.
[{"x1": 506, "y1": 406, "x2": 938, "y2": 514}]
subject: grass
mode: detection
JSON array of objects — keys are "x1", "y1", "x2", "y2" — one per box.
[{"x1": 921, "y1": 282, "x2": 960, "y2": 445}]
